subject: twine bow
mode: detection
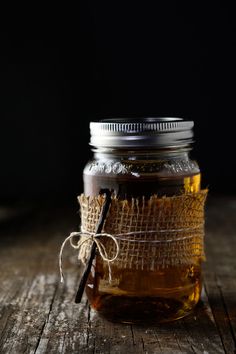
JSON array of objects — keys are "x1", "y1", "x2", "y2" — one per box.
[{"x1": 59, "y1": 230, "x2": 120, "y2": 283}]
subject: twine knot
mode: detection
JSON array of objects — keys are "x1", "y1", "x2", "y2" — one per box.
[{"x1": 59, "y1": 230, "x2": 119, "y2": 283}]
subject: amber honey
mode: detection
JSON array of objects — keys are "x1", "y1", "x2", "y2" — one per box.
[
  {"x1": 84, "y1": 169, "x2": 202, "y2": 323},
  {"x1": 86, "y1": 264, "x2": 201, "y2": 323}
]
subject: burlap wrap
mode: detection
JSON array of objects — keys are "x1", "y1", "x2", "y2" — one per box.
[{"x1": 77, "y1": 190, "x2": 208, "y2": 271}]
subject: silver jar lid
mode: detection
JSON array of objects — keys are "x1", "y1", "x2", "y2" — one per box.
[{"x1": 90, "y1": 117, "x2": 194, "y2": 149}]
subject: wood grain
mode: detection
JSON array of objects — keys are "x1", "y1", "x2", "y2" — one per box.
[{"x1": 0, "y1": 197, "x2": 235, "y2": 353}]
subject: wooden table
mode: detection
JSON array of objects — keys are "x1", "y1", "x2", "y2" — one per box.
[{"x1": 0, "y1": 197, "x2": 235, "y2": 354}]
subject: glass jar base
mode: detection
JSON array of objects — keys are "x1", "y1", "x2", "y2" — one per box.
[{"x1": 89, "y1": 294, "x2": 200, "y2": 325}]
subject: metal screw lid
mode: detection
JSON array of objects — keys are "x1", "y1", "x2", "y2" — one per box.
[{"x1": 90, "y1": 117, "x2": 194, "y2": 149}]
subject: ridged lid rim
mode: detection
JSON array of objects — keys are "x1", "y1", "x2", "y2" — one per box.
[
  {"x1": 90, "y1": 118, "x2": 193, "y2": 133},
  {"x1": 90, "y1": 117, "x2": 194, "y2": 148}
]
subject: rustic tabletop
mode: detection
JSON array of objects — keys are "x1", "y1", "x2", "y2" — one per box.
[{"x1": 0, "y1": 196, "x2": 235, "y2": 354}]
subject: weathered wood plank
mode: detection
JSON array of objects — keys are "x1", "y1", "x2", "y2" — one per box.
[
  {"x1": 0, "y1": 208, "x2": 77, "y2": 354},
  {"x1": 0, "y1": 197, "x2": 235, "y2": 353},
  {"x1": 0, "y1": 275, "x2": 57, "y2": 354},
  {"x1": 204, "y1": 197, "x2": 236, "y2": 353},
  {"x1": 204, "y1": 273, "x2": 236, "y2": 354}
]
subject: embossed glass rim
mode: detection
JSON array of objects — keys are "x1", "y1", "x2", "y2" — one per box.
[
  {"x1": 90, "y1": 117, "x2": 194, "y2": 148},
  {"x1": 86, "y1": 159, "x2": 198, "y2": 175}
]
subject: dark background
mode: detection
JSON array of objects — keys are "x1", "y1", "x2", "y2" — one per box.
[{"x1": 1, "y1": 2, "x2": 236, "y2": 204}]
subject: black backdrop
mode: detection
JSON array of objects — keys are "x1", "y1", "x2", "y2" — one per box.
[{"x1": 1, "y1": 2, "x2": 236, "y2": 202}]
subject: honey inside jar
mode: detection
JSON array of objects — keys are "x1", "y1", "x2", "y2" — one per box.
[{"x1": 82, "y1": 118, "x2": 206, "y2": 324}]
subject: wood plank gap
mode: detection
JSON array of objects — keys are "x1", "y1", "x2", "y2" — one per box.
[
  {"x1": 130, "y1": 325, "x2": 135, "y2": 346},
  {"x1": 34, "y1": 282, "x2": 58, "y2": 354},
  {"x1": 173, "y1": 332, "x2": 186, "y2": 354},
  {"x1": 141, "y1": 336, "x2": 145, "y2": 352},
  {"x1": 181, "y1": 315, "x2": 211, "y2": 354},
  {"x1": 86, "y1": 304, "x2": 92, "y2": 348},
  {"x1": 215, "y1": 275, "x2": 236, "y2": 353},
  {"x1": 153, "y1": 332, "x2": 163, "y2": 352},
  {"x1": 204, "y1": 280, "x2": 228, "y2": 354}
]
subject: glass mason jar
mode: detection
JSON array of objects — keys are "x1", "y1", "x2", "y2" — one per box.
[{"x1": 83, "y1": 117, "x2": 204, "y2": 324}]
